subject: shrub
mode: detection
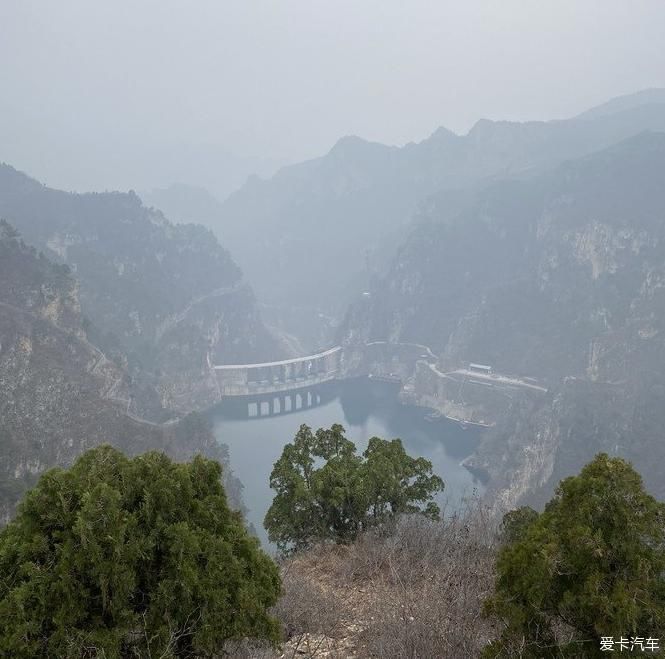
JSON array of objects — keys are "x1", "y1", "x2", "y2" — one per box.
[
  {"x1": 0, "y1": 445, "x2": 281, "y2": 657},
  {"x1": 485, "y1": 454, "x2": 665, "y2": 658}
]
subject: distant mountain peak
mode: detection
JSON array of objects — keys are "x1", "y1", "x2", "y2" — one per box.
[
  {"x1": 576, "y1": 88, "x2": 665, "y2": 120},
  {"x1": 330, "y1": 135, "x2": 371, "y2": 152},
  {"x1": 328, "y1": 135, "x2": 393, "y2": 159},
  {"x1": 426, "y1": 126, "x2": 459, "y2": 142},
  {"x1": 467, "y1": 117, "x2": 496, "y2": 135}
]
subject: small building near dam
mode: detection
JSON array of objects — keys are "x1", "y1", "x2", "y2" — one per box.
[{"x1": 468, "y1": 363, "x2": 493, "y2": 374}]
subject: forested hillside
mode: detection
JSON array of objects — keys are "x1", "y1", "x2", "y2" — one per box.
[
  {"x1": 342, "y1": 131, "x2": 665, "y2": 509},
  {"x1": 214, "y1": 93, "x2": 665, "y2": 346},
  {"x1": 0, "y1": 165, "x2": 283, "y2": 413},
  {"x1": 0, "y1": 222, "x2": 243, "y2": 521}
]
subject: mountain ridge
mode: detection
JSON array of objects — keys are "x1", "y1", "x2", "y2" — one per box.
[
  {"x1": 0, "y1": 163, "x2": 284, "y2": 415},
  {"x1": 0, "y1": 223, "x2": 245, "y2": 521},
  {"x1": 212, "y1": 92, "x2": 665, "y2": 350},
  {"x1": 341, "y1": 130, "x2": 665, "y2": 509}
]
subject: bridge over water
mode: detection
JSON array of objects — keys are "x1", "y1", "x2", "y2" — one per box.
[
  {"x1": 211, "y1": 340, "x2": 546, "y2": 420},
  {"x1": 212, "y1": 346, "x2": 343, "y2": 417}
]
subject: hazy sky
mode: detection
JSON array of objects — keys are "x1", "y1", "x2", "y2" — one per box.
[{"x1": 1, "y1": 0, "x2": 664, "y2": 192}]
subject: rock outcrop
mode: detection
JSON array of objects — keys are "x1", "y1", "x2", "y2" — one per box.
[
  {"x1": 0, "y1": 164, "x2": 284, "y2": 416},
  {"x1": 215, "y1": 93, "x2": 665, "y2": 348},
  {"x1": 342, "y1": 131, "x2": 665, "y2": 507},
  {"x1": 0, "y1": 223, "x2": 243, "y2": 521}
]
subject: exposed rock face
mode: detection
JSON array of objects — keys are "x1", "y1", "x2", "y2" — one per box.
[
  {"x1": 344, "y1": 133, "x2": 665, "y2": 369},
  {"x1": 0, "y1": 224, "x2": 243, "y2": 522},
  {"x1": 342, "y1": 131, "x2": 665, "y2": 507},
  {"x1": 468, "y1": 375, "x2": 665, "y2": 512},
  {"x1": 215, "y1": 95, "x2": 665, "y2": 348},
  {"x1": 0, "y1": 165, "x2": 283, "y2": 416}
]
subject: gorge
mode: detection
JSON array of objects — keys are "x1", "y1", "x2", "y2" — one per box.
[{"x1": 1, "y1": 89, "x2": 665, "y2": 538}]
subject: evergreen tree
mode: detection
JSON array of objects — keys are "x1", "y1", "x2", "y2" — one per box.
[
  {"x1": 499, "y1": 505, "x2": 539, "y2": 544},
  {"x1": 0, "y1": 446, "x2": 281, "y2": 657},
  {"x1": 264, "y1": 423, "x2": 444, "y2": 551},
  {"x1": 485, "y1": 454, "x2": 665, "y2": 658}
]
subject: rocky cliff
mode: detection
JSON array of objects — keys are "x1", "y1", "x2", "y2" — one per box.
[
  {"x1": 342, "y1": 130, "x2": 665, "y2": 508},
  {"x1": 214, "y1": 92, "x2": 665, "y2": 348},
  {"x1": 0, "y1": 223, "x2": 244, "y2": 522},
  {"x1": 0, "y1": 164, "x2": 284, "y2": 415}
]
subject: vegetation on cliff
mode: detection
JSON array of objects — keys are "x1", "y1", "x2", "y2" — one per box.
[
  {"x1": 1, "y1": 432, "x2": 663, "y2": 658},
  {"x1": 0, "y1": 164, "x2": 282, "y2": 414},
  {"x1": 272, "y1": 498, "x2": 497, "y2": 658},
  {"x1": 0, "y1": 222, "x2": 244, "y2": 521},
  {"x1": 344, "y1": 130, "x2": 665, "y2": 510}
]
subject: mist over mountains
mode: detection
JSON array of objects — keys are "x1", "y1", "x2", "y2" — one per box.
[
  {"x1": 0, "y1": 223, "x2": 245, "y2": 521},
  {"x1": 346, "y1": 130, "x2": 665, "y2": 505},
  {"x1": 2, "y1": 89, "x2": 665, "y2": 516},
  {"x1": 2, "y1": 79, "x2": 665, "y2": 654},
  {"x1": 344, "y1": 130, "x2": 665, "y2": 370},
  {"x1": 206, "y1": 92, "x2": 665, "y2": 347},
  {"x1": 4, "y1": 2, "x2": 665, "y2": 652},
  {"x1": 0, "y1": 164, "x2": 285, "y2": 418}
]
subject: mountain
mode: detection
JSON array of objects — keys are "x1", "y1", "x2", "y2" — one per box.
[
  {"x1": 0, "y1": 164, "x2": 284, "y2": 413},
  {"x1": 345, "y1": 131, "x2": 665, "y2": 375},
  {"x1": 0, "y1": 223, "x2": 243, "y2": 521},
  {"x1": 575, "y1": 87, "x2": 665, "y2": 120},
  {"x1": 213, "y1": 91, "x2": 665, "y2": 348},
  {"x1": 342, "y1": 131, "x2": 665, "y2": 508},
  {"x1": 10, "y1": 139, "x2": 283, "y2": 203},
  {"x1": 140, "y1": 183, "x2": 226, "y2": 230}
]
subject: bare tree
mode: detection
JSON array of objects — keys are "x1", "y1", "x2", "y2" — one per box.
[{"x1": 274, "y1": 495, "x2": 501, "y2": 658}]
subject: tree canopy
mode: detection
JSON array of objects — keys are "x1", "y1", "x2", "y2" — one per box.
[
  {"x1": 485, "y1": 453, "x2": 665, "y2": 658},
  {"x1": 264, "y1": 423, "x2": 444, "y2": 551},
  {"x1": 0, "y1": 445, "x2": 281, "y2": 658},
  {"x1": 499, "y1": 505, "x2": 539, "y2": 545}
]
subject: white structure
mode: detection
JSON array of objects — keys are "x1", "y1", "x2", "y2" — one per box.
[
  {"x1": 468, "y1": 363, "x2": 493, "y2": 374},
  {"x1": 212, "y1": 346, "x2": 342, "y2": 396}
]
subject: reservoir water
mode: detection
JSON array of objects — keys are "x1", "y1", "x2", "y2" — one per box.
[{"x1": 209, "y1": 378, "x2": 484, "y2": 545}]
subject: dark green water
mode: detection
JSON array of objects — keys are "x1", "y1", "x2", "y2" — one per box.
[{"x1": 209, "y1": 378, "x2": 483, "y2": 544}]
